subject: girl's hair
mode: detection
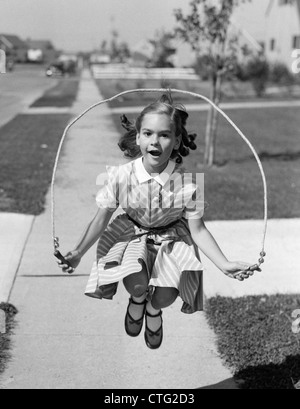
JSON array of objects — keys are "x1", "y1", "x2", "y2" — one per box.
[{"x1": 118, "y1": 93, "x2": 197, "y2": 164}]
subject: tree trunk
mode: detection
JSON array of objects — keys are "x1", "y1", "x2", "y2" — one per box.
[
  {"x1": 204, "y1": 105, "x2": 214, "y2": 167},
  {"x1": 209, "y1": 72, "x2": 222, "y2": 165},
  {"x1": 204, "y1": 74, "x2": 217, "y2": 167},
  {"x1": 204, "y1": 72, "x2": 222, "y2": 167}
]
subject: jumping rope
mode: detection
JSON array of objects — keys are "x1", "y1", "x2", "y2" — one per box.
[{"x1": 51, "y1": 88, "x2": 267, "y2": 273}]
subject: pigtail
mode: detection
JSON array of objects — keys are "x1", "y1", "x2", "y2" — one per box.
[
  {"x1": 120, "y1": 114, "x2": 133, "y2": 131},
  {"x1": 172, "y1": 109, "x2": 198, "y2": 165},
  {"x1": 118, "y1": 115, "x2": 141, "y2": 158}
]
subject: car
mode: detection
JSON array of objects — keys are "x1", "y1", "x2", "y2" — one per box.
[
  {"x1": 46, "y1": 61, "x2": 65, "y2": 77},
  {"x1": 46, "y1": 59, "x2": 77, "y2": 77}
]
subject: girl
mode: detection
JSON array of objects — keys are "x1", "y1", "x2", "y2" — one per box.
[{"x1": 57, "y1": 93, "x2": 257, "y2": 350}]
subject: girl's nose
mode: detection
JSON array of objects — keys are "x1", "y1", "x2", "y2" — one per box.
[{"x1": 150, "y1": 134, "x2": 159, "y2": 145}]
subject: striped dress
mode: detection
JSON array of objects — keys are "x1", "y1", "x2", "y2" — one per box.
[{"x1": 85, "y1": 157, "x2": 205, "y2": 314}]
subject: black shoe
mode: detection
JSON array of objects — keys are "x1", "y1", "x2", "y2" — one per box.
[
  {"x1": 125, "y1": 297, "x2": 147, "y2": 337},
  {"x1": 144, "y1": 310, "x2": 163, "y2": 350}
]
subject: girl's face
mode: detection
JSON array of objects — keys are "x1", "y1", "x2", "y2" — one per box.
[{"x1": 136, "y1": 113, "x2": 181, "y2": 174}]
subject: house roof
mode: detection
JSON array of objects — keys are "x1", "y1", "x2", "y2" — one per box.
[
  {"x1": 27, "y1": 40, "x2": 54, "y2": 50},
  {"x1": 0, "y1": 34, "x2": 27, "y2": 49}
]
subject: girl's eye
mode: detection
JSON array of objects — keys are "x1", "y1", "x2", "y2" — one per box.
[{"x1": 143, "y1": 131, "x2": 151, "y2": 136}]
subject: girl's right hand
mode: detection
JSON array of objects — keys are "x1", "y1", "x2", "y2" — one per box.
[
  {"x1": 222, "y1": 260, "x2": 260, "y2": 281},
  {"x1": 56, "y1": 250, "x2": 82, "y2": 274}
]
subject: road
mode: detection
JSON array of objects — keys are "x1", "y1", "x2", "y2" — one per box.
[{"x1": 0, "y1": 64, "x2": 57, "y2": 128}]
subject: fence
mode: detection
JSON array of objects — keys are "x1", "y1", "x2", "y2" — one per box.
[{"x1": 91, "y1": 64, "x2": 199, "y2": 80}]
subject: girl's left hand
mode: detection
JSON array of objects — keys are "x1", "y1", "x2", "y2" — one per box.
[{"x1": 222, "y1": 261, "x2": 261, "y2": 281}]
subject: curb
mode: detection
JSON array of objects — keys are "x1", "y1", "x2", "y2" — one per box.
[{"x1": 0, "y1": 214, "x2": 35, "y2": 303}]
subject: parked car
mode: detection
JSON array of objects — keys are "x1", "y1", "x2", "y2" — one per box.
[{"x1": 46, "y1": 61, "x2": 65, "y2": 77}]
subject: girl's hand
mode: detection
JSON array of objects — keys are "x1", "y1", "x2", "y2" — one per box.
[
  {"x1": 221, "y1": 261, "x2": 261, "y2": 281},
  {"x1": 56, "y1": 250, "x2": 82, "y2": 274}
]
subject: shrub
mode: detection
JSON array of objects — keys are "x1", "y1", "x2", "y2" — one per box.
[
  {"x1": 244, "y1": 56, "x2": 270, "y2": 97},
  {"x1": 270, "y1": 62, "x2": 294, "y2": 85},
  {"x1": 194, "y1": 55, "x2": 211, "y2": 81},
  {"x1": 235, "y1": 62, "x2": 249, "y2": 82}
]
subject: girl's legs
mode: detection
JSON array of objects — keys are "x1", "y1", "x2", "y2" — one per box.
[
  {"x1": 123, "y1": 266, "x2": 149, "y2": 321},
  {"x1": 151, "y1": 287, "x2": 179, "y2": 310},
  {"x1": 146, "y1": 287, "x2": 179, "y2": 332}
]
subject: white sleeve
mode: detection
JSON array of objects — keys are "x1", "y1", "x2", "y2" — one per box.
[
  {"x1": 182, "y1": 183, "x2": 205, "y2": 220},
  {"x1": 96, "y1": 166, "x2": 120, "y2": 212}
]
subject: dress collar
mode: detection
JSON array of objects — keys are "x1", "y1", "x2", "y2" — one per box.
[{"x1": 134, "y1": 157, "x2": 176, "y2": 186}]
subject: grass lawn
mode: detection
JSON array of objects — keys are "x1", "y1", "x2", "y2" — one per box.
[
  {"x1": 205, "y1": 295, "x2": 300, "y2": 389},
  {"x1": 30, "y1": 78, "x2": 79, "y2": 108},
  {"x1": 0, "y1": 304, "x2": 18, "y2": 375},
  {"x1": 188, "y1": 107, "x2": 300, "y2": 220},
  {"x1": 0, "y1": 113, "x2": 71, "y2": 215}
]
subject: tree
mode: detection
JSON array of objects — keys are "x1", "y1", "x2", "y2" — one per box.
[
  {"x1": 174, "y1": 0, "x2": 250, "y2": 167},
  {"x1": 105, "y1": 30, "x2": 131, "y2": 63},
  {"x1": 110, "y1": 29, "x2": 120, "y2": 61},
  {"x1": 149, "y1": 29, "x2": 177, "y2": 68}
]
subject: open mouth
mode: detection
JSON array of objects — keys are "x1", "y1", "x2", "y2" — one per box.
[{"x1": 148, "y1": 150, "x2": 162, "y2": 158}]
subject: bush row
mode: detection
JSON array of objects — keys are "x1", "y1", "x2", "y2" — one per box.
[{"x1": 195, "y1": 56, "x2": 300, "y2": 97}]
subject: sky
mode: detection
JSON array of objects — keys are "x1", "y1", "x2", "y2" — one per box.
[{"x1": 0, "y1": 0, "x2": 270, "y2": 52}]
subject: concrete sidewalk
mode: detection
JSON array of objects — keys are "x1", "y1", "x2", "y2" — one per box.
[
  {"x1": 110, "y1": 99, "x2": 300, "y2": 114},
  {"x1": 204, "y1": 218, "x2": 300, "y2": 298},
  {"x1": 0, "y1": 69, "x2": 238, "y2": 389}
]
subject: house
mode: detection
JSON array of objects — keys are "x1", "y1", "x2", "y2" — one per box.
[
  {"x1": 27, "y1": 39, "x2": 57, "y2": 63},
  {"x1": 0, "y1": 34, "x2": 28, "y2": 62},
  {"x1": 89, "y1": 52, "x2": 111, "y2": 65},
  {"x1": 265, "y1": 0, "x2": 300, "y2": 70}
]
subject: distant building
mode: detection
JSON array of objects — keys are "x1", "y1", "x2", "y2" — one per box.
[
  {"x1": 89, "y1": 52, "x2": 111, "y2": 65},
  {"x1": 265, "y1": 0, "x2": 300, "y2": 69},
  {"x1": 27, "y1": 39, "x2": 57, "y2": 63},
  {"x1": 0, "y1": 34, "x2": 28, "y2": 62}
]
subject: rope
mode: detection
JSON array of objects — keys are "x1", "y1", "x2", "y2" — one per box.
[{"x1": 51, "y1": 88, "x2": 268, "y2": 266}]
